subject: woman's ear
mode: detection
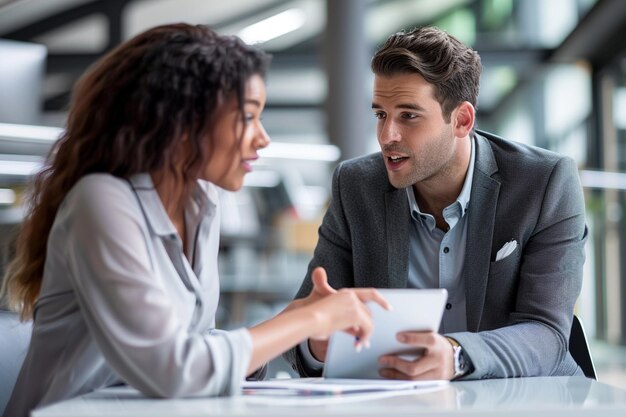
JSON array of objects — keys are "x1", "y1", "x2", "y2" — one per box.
[{"x1": 452, "y1": 101, "x2": 475, "y2": 138}]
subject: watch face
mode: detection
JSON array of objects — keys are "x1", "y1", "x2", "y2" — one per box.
[{"x1": 453, "y1": 346, "x2": 466, "y2": 377}]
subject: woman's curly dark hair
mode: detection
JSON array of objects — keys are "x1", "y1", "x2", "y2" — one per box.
[{"x1": 1, "y1": 23, "x2": 270, "y2": 319}]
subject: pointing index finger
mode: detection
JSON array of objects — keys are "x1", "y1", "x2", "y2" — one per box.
[{"x1": 354, "y1": 288, "x2": 393, "y2": 311}]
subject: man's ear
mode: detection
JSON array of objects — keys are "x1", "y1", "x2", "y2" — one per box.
[{"x1": 452, "y1": 101, "x2": 475, "y2": 138}]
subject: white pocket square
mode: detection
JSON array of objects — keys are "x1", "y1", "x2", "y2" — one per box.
[{"x1": 496, "y1": 240, "x2": 518, "y2": 262}]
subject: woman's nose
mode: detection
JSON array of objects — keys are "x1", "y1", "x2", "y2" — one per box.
[{"x1": 254, "y1": 124, "x2": 271, "y2": 149}]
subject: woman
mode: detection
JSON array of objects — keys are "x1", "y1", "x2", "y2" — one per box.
[{"x1": 0, "y1": 24, "x2": 388, "y2": 417}]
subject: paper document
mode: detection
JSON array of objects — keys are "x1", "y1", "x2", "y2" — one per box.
[{"x1": 242, "y1": 377, "x2": 448, "y2": 395}]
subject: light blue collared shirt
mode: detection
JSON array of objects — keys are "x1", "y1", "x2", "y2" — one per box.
[
  {"x1": 298, "y1": 138, "x2": 476, "y2": 369},
  {"x1": 406, "y1": 137, "x2": 475, "y2": 333}
]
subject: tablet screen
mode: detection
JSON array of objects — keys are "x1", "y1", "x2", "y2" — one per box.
[{"x1": 323, "y1": 288, "x2": 448, "y2": 379}]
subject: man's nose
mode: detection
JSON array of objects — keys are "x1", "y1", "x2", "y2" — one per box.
[{"x1": 378, "y1": 120, "x2": 401, "y2": 144}]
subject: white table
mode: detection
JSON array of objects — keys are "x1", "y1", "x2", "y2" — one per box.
[{"x1": 32, "y1": 376, "x2": 626, "y2": 417}]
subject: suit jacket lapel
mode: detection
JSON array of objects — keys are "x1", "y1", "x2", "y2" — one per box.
[
  {"x1": 386, "y1": 188, "x2": 410, "y2": 288},
  {"x1": 464, "y1": 134, "x2": 500, "y2": 331}
]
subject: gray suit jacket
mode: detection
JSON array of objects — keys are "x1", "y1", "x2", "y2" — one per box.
[{"x1": 284, "y1": 130, "x2": 587, "y2": 380}]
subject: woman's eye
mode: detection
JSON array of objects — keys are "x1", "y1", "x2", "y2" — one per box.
[{"x1": 244, "y1": 114, "x2": 254, "y2": 123}]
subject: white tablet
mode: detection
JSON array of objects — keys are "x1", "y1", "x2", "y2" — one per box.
[{"x1": 323, "y1": 288, "x2": 448, "y2": 379}]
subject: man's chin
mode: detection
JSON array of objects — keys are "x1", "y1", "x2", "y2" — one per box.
[{"x1": 387, "y1": 174, "x2": 412, "y2": 189}]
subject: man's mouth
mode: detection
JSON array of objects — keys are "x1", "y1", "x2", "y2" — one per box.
[
  {"x1": 387, "y1": 155, "x2": 409, "y2": 167},
  {"x1": 388, "y1": 155, "x2": 408, "y2": 162}
]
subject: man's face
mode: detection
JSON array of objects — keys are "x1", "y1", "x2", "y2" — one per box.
[{"x1": 372, "y1": 73, "x2": 458, "y2": 189}]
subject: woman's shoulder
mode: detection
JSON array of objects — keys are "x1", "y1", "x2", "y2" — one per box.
[
  {"x1": 73, "y1": 172, "x2": 131, "y2": 189},
  {"x1": 62, "y1": 173, "x2": 136, "y2": 216}
]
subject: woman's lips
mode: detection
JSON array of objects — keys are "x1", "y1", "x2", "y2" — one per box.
[{"x1": 241, "y1": 156, "x2": 258, "y2": 172}]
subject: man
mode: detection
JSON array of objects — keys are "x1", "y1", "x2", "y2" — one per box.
[{"x1": 284, "y1": 26, "x2": 587, "y2": 380}]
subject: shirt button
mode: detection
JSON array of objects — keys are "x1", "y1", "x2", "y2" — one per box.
[
  {"x1": 446, "y1": 303, "x2": 452, "y2": 310},
  {"x1": 443, "y1": 247, "x2": 450, "y2": 254}
]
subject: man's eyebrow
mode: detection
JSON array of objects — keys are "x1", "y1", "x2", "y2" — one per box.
[
  {"x1": 396, "y1": 103, "x2": 425, "y2": 111},
  {"x1": 370, "y1": 102, "x2": 426, "y2": 111}
]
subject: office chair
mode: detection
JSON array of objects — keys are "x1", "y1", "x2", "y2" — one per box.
[
  {"x1": 568, "y1": 315, "x2": 597, "y2": 380},
  {"x1": 0, "y1": 310, "x2": 32, "y2": 416}
]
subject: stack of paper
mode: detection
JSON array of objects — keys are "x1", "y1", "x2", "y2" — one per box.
[
  {"x1": 242, "y1": 377, "x2": 448, "y2": 395},
  {"x1": 241, "y1": 378, "x2": 448, "y2": 405}
]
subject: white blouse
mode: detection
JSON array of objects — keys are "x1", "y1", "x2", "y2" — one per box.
[{"x1": 4, "y1": 174, "x2": 252, "y2": 417}]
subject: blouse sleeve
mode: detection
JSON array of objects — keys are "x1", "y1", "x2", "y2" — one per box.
[{"x1": 61, "y1": 175, "x2": 251, "y2": 397}]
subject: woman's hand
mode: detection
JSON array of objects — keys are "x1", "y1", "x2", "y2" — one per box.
[
  {"x1": 283, "y1": 267, "x2": 391, "y2": 360},
  {"x1": 303, "y1": 285, "x2": 391, "y2": 351},
  {"x1": 281, "y1": 267, "x2": 337, "y2": 315},
  {"x1": 246, "y1": 269, "x2": 390, "y2": 375},
  {"x1": 303, "y1": 290, "x2": 364, "y2": 350}
]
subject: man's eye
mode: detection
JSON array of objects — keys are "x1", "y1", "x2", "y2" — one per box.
[
  {"x1": 401, "y1": 113, "x2": 418, "y2": 120},
  {"x1": 374, "y1": 112, "x2": 386, "y2": 120}
]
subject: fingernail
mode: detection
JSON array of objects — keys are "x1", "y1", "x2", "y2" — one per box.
[
  {"x1": 355, "y1": 343, "x2": 362, "y2": 353},
  {"x1": 364, "y1": 340, "x2": 371, "y2": 349},
  {"x1": 387, "y1": 304, "x2": 394, "y2": 311},
  {"x1": 397, "y1": 334, "x2": 407, "y2": 343}
]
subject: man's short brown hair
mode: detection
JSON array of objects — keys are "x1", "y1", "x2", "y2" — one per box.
[{"x1": 371, "y1": 26, "x2": 482, "y2": 122}]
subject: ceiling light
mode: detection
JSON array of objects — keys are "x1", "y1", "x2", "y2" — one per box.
[
  {"x1": 613, "y1": 87, "x2": 626, "y2": 130},
  {"x1": 243, "y1": 170, "x2": 281, "y2": 188},
  {"x1": 580, "y1": 170, "x2": 626, "y2": 190},
  {"x1": 258, "y1": 142, "x2": 340, "y2": 162},
  {"x1": 238, "y1": 8, "x2": 306, "y2": 45},
  {"x1": 0, "y1": 188, "x2": 16, "y2": 205},
  {"x1": 0, "y1": 159, "x2": 42, "y2": 176},
  {"x1": 0, "y1": 122, "x2": 62, "y2": 142}
]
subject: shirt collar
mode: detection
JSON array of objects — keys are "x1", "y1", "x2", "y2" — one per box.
[
  {"x1": 456, "y1": 134, "x2": 475, "y2": 213},
  {"x1": 406, "y1": 135, "x2": 476, "y2": 224},
  {"x1": 128, "y1": 173, "x2": 216, "y2": 237}
]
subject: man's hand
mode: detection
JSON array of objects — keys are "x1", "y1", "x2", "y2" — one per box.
[
  {"x1": 378, "y1": 331, "x2": 455, "y2": 380},
  {"x1": 308, "y1": 337, "x2": 329, "y2": 361}
]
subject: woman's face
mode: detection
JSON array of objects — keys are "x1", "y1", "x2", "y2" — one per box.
[{"x1": 202, "y1": 74, "x2": 270, "y2": 190}]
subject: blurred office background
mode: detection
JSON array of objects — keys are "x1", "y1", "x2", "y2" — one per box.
[{"x1": 1, "y1": 0, "x2": 626, "y2": 385}]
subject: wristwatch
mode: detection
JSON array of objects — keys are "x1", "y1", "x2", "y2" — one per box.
[{"x1": 447, "y1": 337, "x2": 469, "y2": 379}]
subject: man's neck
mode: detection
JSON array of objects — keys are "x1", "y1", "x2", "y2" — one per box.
[{"x1": 413, "y1": 135, "x2": 472, "y2": 219}]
